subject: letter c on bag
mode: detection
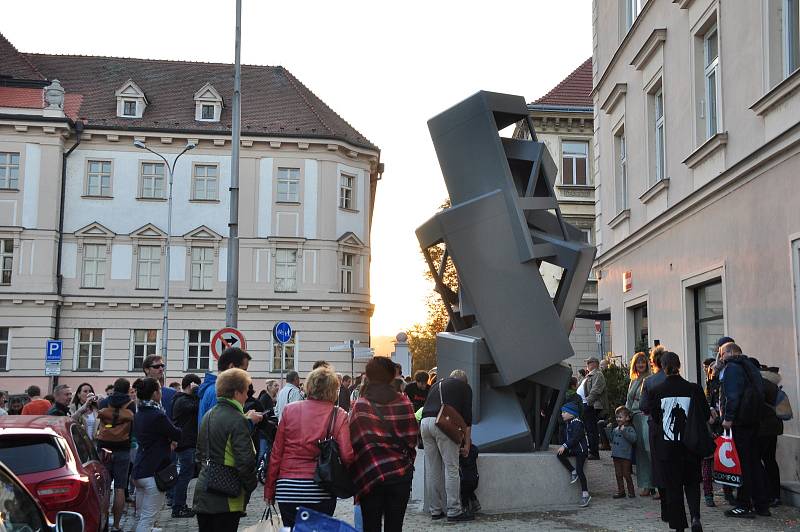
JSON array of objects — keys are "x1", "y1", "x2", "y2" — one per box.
[{"x1": 718, "y1": 441, "x2": 735, "y2": 468}]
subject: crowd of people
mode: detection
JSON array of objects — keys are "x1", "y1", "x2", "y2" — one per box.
[{"x1": 563, "y1": 337, "x2": 790, "y2": 531}]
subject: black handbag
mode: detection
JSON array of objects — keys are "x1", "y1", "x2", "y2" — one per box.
[
  {"x1": 202, "y1": 409, "x2": 242, "y2": 497},
  {"x1": 314, "y1": 406, "x2": 356, "y2": 498},
  {"x1": 154, "y1": 462, "x2": 178, "y2": 492}
]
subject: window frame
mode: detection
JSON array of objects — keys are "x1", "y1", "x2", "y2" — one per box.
[
  {"x1": 122, "y1": 100, "x2": 137, "y2": 117},
  {"x1": 340, "y1": 252, "x2": 354, "y2": 294},
  {"x1": 190, "y1": 246, "x2": 214, "y2": 291},
  {"x1": 276, "y1": 167, "x2": 301, "y2": 203},
  {"x1": 130, "y1": 329, "x2": 159, "y2": 371},
  {"x1": 614, "y1": 126, "x2": 629, "y2": 213},
  {"x1": 136, "y1": 245, "x2": 161, "y2": 290},
  {"x1": 186, "y1": 330, "x2": 212, "y2": 372},
  {"x1": 339, "y1": 173, "x2": 355, "y2": 210},
  {"x1": 0, "y1": 152, "x2": 20, "y2": 190},
  {"x1": 84, "y1": 159, "x2": 113, "y2": 198},
  {"x1": 783, "y1": 0, "x2": 800, "y2": 78},
  {"x1": 703, "y1": 25, "x2": 721, "y2": 140},
  {"x1": 271, "y1": 331, "x2": 297, "y2": 372},
  {"x1": 560, "y1": 140, "x2": 590, "y2": 186},
  {"x1": 0, "y1": 238, "x2": 13, "y2": 285},
  {"x1": 81, "y1": 243, "x2": 107, "y2": 289},
  {"x1": 693, "y1": 280, "x2": 725, "y2": 384},
  {"x1": 201, "y1": 104, "x2": 215, "y2": 120},
  {"x1": 139, "y1": 161, "x2": 166, "y2": 200},
  {"x1": 191, "y1": 163, "x2": 219, "y2": 201},
  {"x1": 0, "y1": 327, "x2": 10, "y2": 372},
  {"x1": 75, "y1": 328, "x2": 103, "y2": 371},
  {"x1": 654, "y1": 88, "x2": 666, "y2": 184},
  {"x1": 275, "y1": 248, "x2": 298, "y2": 293}
]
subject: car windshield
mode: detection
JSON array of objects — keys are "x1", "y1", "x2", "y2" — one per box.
[
  {"x1": 0, "y1": 435, "x2": 65, "y2": 475},
  {"x1": 0, "y1": 466, "x2": 47, "y2": 532}
]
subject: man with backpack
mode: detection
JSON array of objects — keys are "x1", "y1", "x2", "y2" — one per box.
[
  {"x1": 96, "y1": 378, "x2": 135, "y2": 532},
  {"x1": 755, "y1": 361, "x2": 788, "y2": 508},
  {"x1": 171, "y1": 374, "x2": 201, "y2": 518}
]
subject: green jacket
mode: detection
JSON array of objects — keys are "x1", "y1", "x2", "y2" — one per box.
[{"x1": 192, "y1": 398, "x2": 257, "y2": 514}]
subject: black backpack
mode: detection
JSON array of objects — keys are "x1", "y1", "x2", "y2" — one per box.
[{"x1": 735, "y1": 363, "x2": 765, "y2": 426}]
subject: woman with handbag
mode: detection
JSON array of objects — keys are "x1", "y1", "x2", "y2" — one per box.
[
  {"x1": 350, "y1": 357, "x2": 418, "y2": 532},
  {"x1": 625, "y1": 351, "x2": 655, "y2": 497},
  {"x1": 419, "y1": 369, "x2": 473, "y2": 522},
  {"x1": 131, "y1": 378, "x2": 182, "y2": 532},
  {"x1": 193, "y1": 368, "x2": 259, "y2": 532},
  {"x1": 265, "y1": 365, "x2": 354, "y2": 527}
]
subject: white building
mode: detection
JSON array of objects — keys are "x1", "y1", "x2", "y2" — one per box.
[
  {"x1": 0, "y1": 33, "x2": 381, "y2": 392},
  {"x1": 593, "y1": 0, "x2": 800, "y2": 482}
]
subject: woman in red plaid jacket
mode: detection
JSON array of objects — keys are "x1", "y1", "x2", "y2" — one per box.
[{"x1": 349, "y1": 357, "x2": 419, "y2": 532}]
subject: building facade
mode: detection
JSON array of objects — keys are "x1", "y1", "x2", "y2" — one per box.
[
  {"x1": 593, "y1": 0, "x2": 800, "y2": 482},
  {"x1": 519, "y1": 59, "x2": 610, "y2": 371},
  {"x1": 0, "y1": 33, "x2": 381, "y2": 392}
]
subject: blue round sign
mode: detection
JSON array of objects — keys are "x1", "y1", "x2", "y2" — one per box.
[{"x1": 273, "y1": 321, "x2": 293, "y2": 344}]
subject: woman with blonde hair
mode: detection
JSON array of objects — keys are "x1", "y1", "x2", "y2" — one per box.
[
  {"x1": 626, "y1": 351, "x2": 654, "y2": 496},
  {"x1": 265, "y1": 366, "x2": 354, "y2": 527}
]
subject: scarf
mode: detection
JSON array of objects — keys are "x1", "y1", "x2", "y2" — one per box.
[{"x1": 363, "y1": 383, "x2": 399, "y2": 405}]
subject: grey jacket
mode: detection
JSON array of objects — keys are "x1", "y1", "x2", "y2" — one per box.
[
  {"x1": 584, "y1": 369, "x2": 608, "y2": 412},
  {"x1": 610, "y1": 425, "x2": 637, "y2": 460}
]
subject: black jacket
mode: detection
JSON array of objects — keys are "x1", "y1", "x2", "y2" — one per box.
[
  {"x1": 760, "y1": 372, "x2": 784, "y2": 437},
  {"x1": 649, "y1": 374, "x2": 712, "y2": 460},
  {"x1": 47, "y1": 402, "x2": 70, "y2": 416},
  {"x1": 721, "y1": 355, "x2": 764, "y2": 424},
  {"x1": 172, "y1": 391, "x2": 199, "y2": 451},
  {"x1": 133, "y1": 403, "x2": 181, "y2": 479},
  {"x1": 421, "y1": 379, "x2": 473, "y2": 426}
]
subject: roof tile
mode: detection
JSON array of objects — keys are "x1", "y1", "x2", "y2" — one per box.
[{"x1": 533, "y1": 58, "x2": 592, "y2": 108}]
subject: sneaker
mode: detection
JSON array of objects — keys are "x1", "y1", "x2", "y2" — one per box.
[
  {"x1": 431, "y1": 513, "x2": 445, "y2": 520},
  {"x1": 691, "y1": 517, "x2": 703, "y2": 532},
  {"x1": 447, "y1": 512, "x2": 475, "y2": 522},
  {"x1": 628, "y1": 493, "x2": 636, "y2": 499},
  {"x1": 769, "y1": 498, "x2": 782, "y2": 508},
  {"x1": 755, "y1": 508, "x2": 772, "y2": 517},
  {"x1": 612, "y1": 493, "x2": 626, "y2": 499},
  {"x1": 172, "y1": 506, "x2": 195, "y2": 518},
  {"x1": 580, "y1": 495, "x2": 591, "y2": 507},
  {"x1": 570, "y1": 471, "x2": 579, "y2": 484},
  {"x1": 705, "y1": 495, "x2": 716, "y2": 507},
  {"x1": 725, "y1": 507, "x2": 756, "y2": 519}
]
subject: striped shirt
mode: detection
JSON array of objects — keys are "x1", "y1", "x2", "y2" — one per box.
[{"x1": 275, "y1": 478, "x2": 332, "y2": 504}]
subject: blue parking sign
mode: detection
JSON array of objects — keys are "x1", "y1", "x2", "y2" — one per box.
[{"x1": 46, "y1": 340, "x2": 63, "y2": 362}]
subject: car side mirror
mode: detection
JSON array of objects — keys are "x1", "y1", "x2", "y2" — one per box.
[{"x1": 56, "y1": 511, "x2": 84, "y2": 532}]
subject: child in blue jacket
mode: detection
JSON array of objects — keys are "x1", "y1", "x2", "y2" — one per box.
[{"x1": 556, "y1": 402, "x2": 591, "y2": 507}]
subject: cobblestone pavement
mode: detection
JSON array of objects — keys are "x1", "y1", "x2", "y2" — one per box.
[{"x1": 120, "y1": 452, "x2": 800, "y2": 531}]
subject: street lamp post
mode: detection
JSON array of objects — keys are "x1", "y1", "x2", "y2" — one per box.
[{"x1": 133, "y1": 140, "x2": 195, "y2": 382}]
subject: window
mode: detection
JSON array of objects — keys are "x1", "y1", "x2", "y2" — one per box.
[
  {"x1": 86, "y1": 160, "x2": 112, "y2": 197},
  {"x1": 341, "y1": 253, "x2": 354, "y2": 293},
  {"x1": 624, "y1": 0, "x2": 643, "y2": 31},
  {"x1": 82, "y1": 244, "x2": 106, "y2": 288},
  {"x1": 277, "y1": 167, "x2": 300, "y2": 203},
  {"x1": 275, "y1": 249, "x2": 297, "y2": 293},
  {"x1": 615, "y1": 129, "x2": 628, "y2": 212},
  {"x1": 694, "y1": 281, "x2": 724, "y2": 383},
  {"x1": 630, "y1": 304, "x2": 649, "y2": 352},
  {"x1": 0, "y1": 152, "x2": 19, "y2": 189},
  {"x1": 137, "y1": 246, "x2": 160, "y2": 289},
  {"x1": 272, "y1": 331, "x2": 296, "y2": 372},
  {"x1": 123, "y1": 100, "x2": 137, "y2": 117},
  {"x1": 339, "y1": 173, "x2": 355, "y2": 209},
  {"x1": 784, "y1": 0, "x2": 800, "y2": 78},
  {"x1": 561, "y1": 141, "x2": 589, "y2": 186},
  {"x1": 140, "y1": 162, "x2": 165, "y2": 199},
  {"x1": 190, "y1": 247, "x2": 214, "y2": 291},
  {"x1": 0, "y1": 239, "x2": 12, "y2": 285},
  {"x1": 192, "y1": 164, "x2": 218, "y2": 200},
  {"x1": 70, "y1": 425, "x2": 97, "y2": 464},
  {"x1": 0, "y1": 328, "x2": 8, "y2": 371},
  {"x1": 187, "y1": 330, "x2": 211, "y2": 371},
  {"x1": 703, "y1": 26, "x2": 721, "y2": 139},
  {"x1": 201, "y1": 104, "x2": 215, "y2": 120},
  {"x1": 76, "y1": 329, "x2": 102, "y2": 370},
  {"x1": 654, "y1": 89, "x2": 666, "y2": 183},
  {"x1": 132, "y1": 329, "x2": 158, "y2": 370}
]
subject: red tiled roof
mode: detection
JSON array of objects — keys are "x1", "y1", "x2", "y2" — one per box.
[
  {"x1": 0, "y1": 33, "x2": 45, "y2": 81},
  {"x1": 533, "y1": 58, "x2": 592, "y2": 108},
  {"x1": 0, "y1": 87, "x2": 42, "y2": 108}
]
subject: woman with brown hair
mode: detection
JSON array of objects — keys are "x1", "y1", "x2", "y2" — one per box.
[{"x1": 626, "y1": 352, "x2": 654, "y2": 496}]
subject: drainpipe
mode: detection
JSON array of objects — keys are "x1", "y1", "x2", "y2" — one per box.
[{"x1": 51, "y1": 120, "x2": 83, "y2": 390}]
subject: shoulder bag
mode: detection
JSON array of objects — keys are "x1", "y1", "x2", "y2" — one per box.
[
  {"x1": 314, "y1": 406, "x2": 356, "y2": 498},
  {"x1": 155, "y1": 462, "x2": 179, "y2": 492},
  {"x1": 202, "y1": 408, "x2": 242, "y2": 497},
  {"x1": 434, "y1": 380, "x2": 467, "y2": 445}
]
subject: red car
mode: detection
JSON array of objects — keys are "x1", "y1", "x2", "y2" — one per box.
[{"x1": 0, "y1": 415, "x2": 111, "y2": 532}]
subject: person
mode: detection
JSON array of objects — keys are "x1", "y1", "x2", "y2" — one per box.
[
  {"x1": 582, "y1": 356, "x2": 607, "y2": 460},
  {"x1": 718, "y1": 342, "x2": 770, "y2": 518},
  {"x1": 197, "y1": 347, "x2": 252, "y2": 428},
  {"x1": 313, "y1": 360, "x2": 331, "y2": 370},
  {"x1": 96, "y1": 378, "x2": 135, "y2": 532},
  {"x1": 404, "y1": 370, "x2": 430, "y2": 412},
  {"x1": 459, "y1": 443, "x2": 480, "y2": 514},
  {"x1": 46, "y1": 384, "x2": 72, "y2": 416},
  {"x1": 625, "y1": 351, "x2": 654, "y2": 497},
  {"x1": 556, "y1": 402, "x2": 590, "y2": 507},
  {"x1": 391, "y1": 377, "x2": 406, "y2": 394},
  {"x1": 105, "y1": 383, "x2": 115, "y2": 397},
  {"x1": 142, "y1": 354, "x2": 177, "y2": 417},
  {"x1": 349, "y1": 357, "x2": 418, "y2": 531},
  {"x1": 640, "y1": 345, "x2": 668, "y2": 505},
  {"x1": 70, "y1": 382, "x2": 99, "y2": 440},
  {"x1": 169, "y1": 381, "x2": 181, "y2": 391},
  {"x1": 610, "y1": 406, "x2": 637, "y2": 499},
  {"x1": 260, "y1": 379, "x2": 280, "y2": 412},
  {"x1": 131, "y1": 378, "x2": 181, "y2": 532},
  {"x1": 256, "y1": 379, "x2": 280, "y2": 468},
  {"x1": 275, "y1": 370, "x2": 303, "y2": 421},
  {"x1": 0, "y1": 392, "x2": 7, "y2": 415},
  {"x1": 193, "y1": 368, "x2": 258, "y2": 532},
  {"x1": 700, "y1": 357, "x2": 719, "y2": 507},
  {"x1": 646, "y1": 351, "x2": 711, "y2": 532},
  {"x1": 420, "y1": 369, "x2": 474, "y2": 522},
  {"x1": 171, "y1": 373, "x2": 201, "y2": 518},
  {"x1": 758, "y1": 363, "x2": 784, "y2": 507},
  {"x1": 338, "y1": 374, "x2": 352, "y2": 412},
  {"x1": 265, "y1": 366, "x2": 354, "y2": 527},
  {"x1": 21, "y1": 385, "x2": 50, "y2": 415}
]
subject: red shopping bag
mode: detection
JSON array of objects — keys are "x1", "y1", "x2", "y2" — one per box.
[{"x1": 712, "y1": 429, "x2": 742, "y2": 487}]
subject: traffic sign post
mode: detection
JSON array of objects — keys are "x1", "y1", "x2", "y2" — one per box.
[
  {"x1": 273, "y1": 322, "x2": 293, "y2": 384},
  {"x1": 45, "y1": 340, "x2": 63, "y2": 385},
  {"x1": 211, "y1": 328, "x2": 247, "y2": 360},
  {"x1": 329, "y1": 339, "x2": 361, "y2": 379}
]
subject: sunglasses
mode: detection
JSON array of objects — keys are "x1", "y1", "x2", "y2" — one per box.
[{"x1": 148, "y1": 364, "x2": 166, "y2": 369}]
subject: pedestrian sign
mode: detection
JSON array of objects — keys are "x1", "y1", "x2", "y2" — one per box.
[
  {"x1": 273, "y1": 322, "x2": 292, "y2": 344},
  {"x1": 211, "y1": 328, "x2": 247, "y2": 360}
]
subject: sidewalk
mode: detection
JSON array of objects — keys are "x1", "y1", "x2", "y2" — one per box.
[{"x1": 119, "y1": 451, "x2": 800, "y2": 531}]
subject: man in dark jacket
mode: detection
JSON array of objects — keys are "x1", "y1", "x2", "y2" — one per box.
[
  {"x1": 97, "y1": 378, "x2": 135, "y2": 532},
  {"x1": 46, "y1": 384, "x2": 72, "y2": 416},
  {"x1": 719, "y1": 342, "x2": 770, "y2": 518},
  {"x1": 753, "y1": 360, "x2": 784, "y2": 507},
  {"x1": 338, "y1": 374, "x2": 352, "y2": 412},
  {"x1": 171, "y1": 374, "x2": 201, "y2": 518},
  {"x1": 405, "y1": 371, "x2": 430, "y2": 411}
]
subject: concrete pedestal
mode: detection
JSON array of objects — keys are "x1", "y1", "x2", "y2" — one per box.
[{"x1": 410, "y1": 447, "x2": 582, "y2": 514}]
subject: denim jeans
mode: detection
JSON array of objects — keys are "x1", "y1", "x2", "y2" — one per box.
[
  {"x1": 133, "y1": 476, "x2": 165, "y2": 532},
  {"x1": 257, "y1": 437, "x2": 270, "y2": 467},
  {"x1": 173, "y1": 448, "x2": 196, "y2": 508}
]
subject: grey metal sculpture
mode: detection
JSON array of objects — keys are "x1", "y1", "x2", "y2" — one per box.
[{"x1": 416, "y1": 91, "x2": 596, "y2": 452}]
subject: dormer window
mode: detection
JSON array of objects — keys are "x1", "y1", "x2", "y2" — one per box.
[
  {"x1": 194, "y1": 83, "x2": 223, "y2": 122},
  {"x1": 115, "y1": 79, "x2": 148, "y2": 119}
]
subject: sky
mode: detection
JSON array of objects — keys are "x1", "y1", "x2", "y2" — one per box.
[{"x1": 2, "y1": 0, "x2": 593, "y2": 340}]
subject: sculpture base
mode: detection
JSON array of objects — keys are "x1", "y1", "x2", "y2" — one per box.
[{"x1": 411, "y1": 447, "x2": 582, "y2": 514}]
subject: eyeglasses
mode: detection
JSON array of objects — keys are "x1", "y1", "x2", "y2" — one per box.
[{"x1": 148, "y1": 364, "x2": 166, "y2": 369}]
